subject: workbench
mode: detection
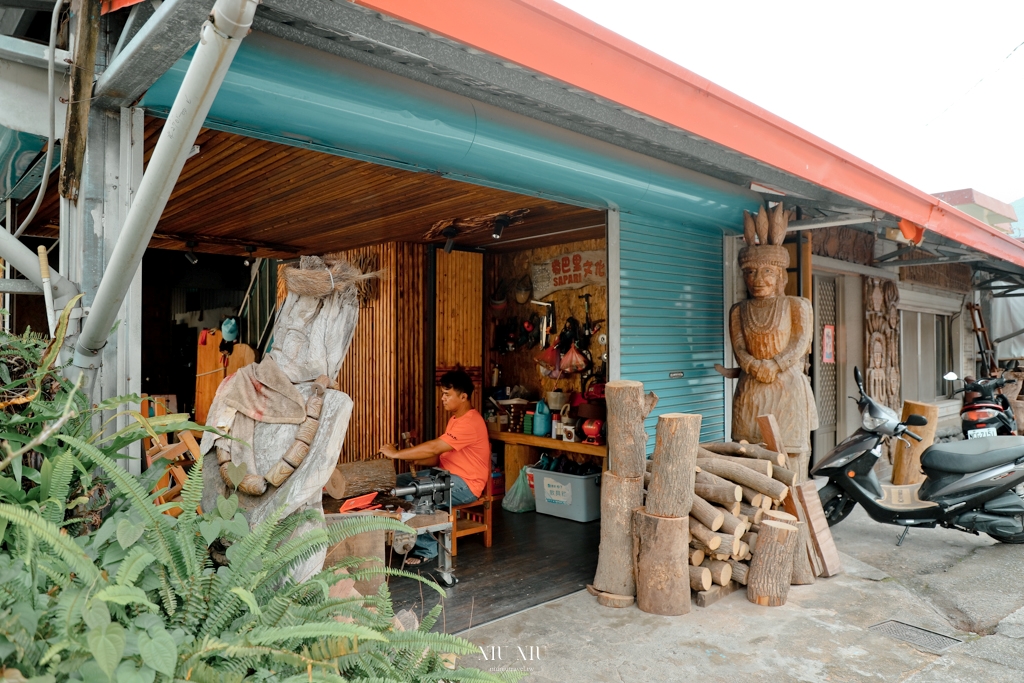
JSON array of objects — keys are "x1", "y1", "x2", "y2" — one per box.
[{"x1": 489, "y1": 430, "x2": 608, "y2": 488}]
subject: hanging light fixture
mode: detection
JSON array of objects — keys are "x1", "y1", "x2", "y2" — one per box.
[
  {"x1": 492, "y1": 214, "x2": 510, "y2": 240},
  {"x1": 184, "y1": 240, "x2": 199, "y2": 265}
]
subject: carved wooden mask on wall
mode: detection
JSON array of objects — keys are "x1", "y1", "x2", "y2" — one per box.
[{"x1": 864, "y1": 277, "x2": 901, "y2": 411}]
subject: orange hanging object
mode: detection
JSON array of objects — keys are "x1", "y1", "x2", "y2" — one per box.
[
  {"x1": 898, "y1": 218, "x2": 925, "y2": 245},
  {"x1": 101, "y1": 0, "x2": 146, "y2": 15}
]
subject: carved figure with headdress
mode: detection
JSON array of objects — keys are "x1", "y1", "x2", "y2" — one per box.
[{"x1": 729, "y1": 204, "x2": 819, "y2": 479}]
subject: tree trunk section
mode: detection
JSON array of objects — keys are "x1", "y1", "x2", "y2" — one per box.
[
  {"x1": 790, "y1": 520, "x2": 816, "y2": 585},
  {"x1": 739, "y1": 504, "x2": 764, "y2": 524},
  {"x1": 688, "y1": 517, "x2": 721, "y2": 550},
  {"x1": 755, "y1": 414, "x2": 785, "y2": 454},
  {"x1": 771, "y1": 466, "x2": 797, "y2": 487},
  {"x1": 700, "y1": 558, "x2": 732, "y2": 586},
  {"x1": 606, "y1": 380, "x2": 658, "y2": 478},
  {"x1": 689, "y1": 547, "x2": 705, "y2": 567},
  {"x1": 593, "y1": 472, "x2": 644, "y2": 596},
  {"x1": 646, "y1": 413, "x2": 700, "y2": 518},
  {"x1": 324, "y1": 458, "x2": 397, "y2": 500},
  {"x1": 690, "y1": 496, "x2": 724, "y2": 531},
  {"x1": 701, "y1": 442, "x2": 786, "y2": 466},
  {"x1": 697, "y1": 458, "x2": 789, "y2": 502},
  {"x1": 694, "y1": 482, "x2": 742, "y2": 507},
  {"x1": 715, "y1": 507, "x2": 747, "y2": 536},
  {"x1": 633, "y1": 508, "x2": 690, "y2": 616},
  {"x1": 746, "y1": 520, "x2": 799, "y2": 606},
  {"x1": 727, "y1": 559, "x2": 749, "y2": 585},
  {"x1": 699, "y1": 452, "x2": 773, "y2": 477},
  {"x1": 891, "y1": 400, "x2": 940, "y2": 485},
  {"x1": 690, "y1": 565, "x2": 712, "y2": 591}
]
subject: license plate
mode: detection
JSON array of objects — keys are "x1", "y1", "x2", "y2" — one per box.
[{"x1": 968, "y1": 427, "x2": 998, "y2": 439}]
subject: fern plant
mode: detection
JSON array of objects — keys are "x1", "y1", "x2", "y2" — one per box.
[{"x1": 0, "y1": 440, "x2": 523, "y2": 683}]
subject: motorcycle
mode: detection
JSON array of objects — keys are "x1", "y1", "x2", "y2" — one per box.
[
  {"x1": 813, "y1": 367, "x2": 1024, "y2": 544},
  {"x1": 947, "y1": 372, "x2": 1017, "y2": 438}
]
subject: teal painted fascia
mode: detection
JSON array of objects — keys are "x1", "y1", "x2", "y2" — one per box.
[
  {"x1": 140, "y1": 32, "x2": 760, "y2": 228},
  {"x1": 0, "y1": 125, "x2": 45, "y2": 201}
]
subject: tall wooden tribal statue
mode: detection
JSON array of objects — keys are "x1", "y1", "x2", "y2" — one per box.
[{"x1": 728, "y1": 204, "x2": 818, "y2": 480}]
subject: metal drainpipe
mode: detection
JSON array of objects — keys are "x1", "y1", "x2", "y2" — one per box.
[
  {"x1": 69, "y1": 0, "x2": 258, "y2": 390},
  {"x1": 0, "y1": 226, "x2": 79, "y2": 306}
]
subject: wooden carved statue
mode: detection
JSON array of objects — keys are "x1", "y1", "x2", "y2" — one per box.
[
  {"x1": 200, "y1": 255, "x2": 375, "y2": 581},
  {"x1": 864, "y1": 277, "x2": 900, "y2": 411},
  {"x1": 728, "y1": 204, "x2": 818, "y2": 479}
]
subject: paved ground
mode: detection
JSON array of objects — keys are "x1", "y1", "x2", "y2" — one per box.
[{"x1": 456, "y1": 506, "x2": 1024, "y2": 682}]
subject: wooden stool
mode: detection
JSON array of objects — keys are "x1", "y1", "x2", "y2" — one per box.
[
  {"x1": 147, "y1": 430, "x2": 201, "y2": 517},
  {"x1": 451, "y1": 494, "x2": 493, "y2": 556}
]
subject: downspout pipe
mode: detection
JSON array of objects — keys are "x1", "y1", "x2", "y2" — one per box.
[{"x1": 69, "y1": 0, "x2": 258, "y2": 390}]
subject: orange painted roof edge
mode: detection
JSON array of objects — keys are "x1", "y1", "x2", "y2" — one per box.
[{"x1": 353, "y1": 0, "x2": 1024, "y2": 269}]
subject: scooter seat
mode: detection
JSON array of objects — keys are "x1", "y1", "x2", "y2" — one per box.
[{"x1": 920, "y1": 436, "x2": 1024, "y2": 473}]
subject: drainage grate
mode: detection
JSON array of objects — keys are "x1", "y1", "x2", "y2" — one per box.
[{"x1": 869, "y1": 620, "x2": 962, "y2": 654}]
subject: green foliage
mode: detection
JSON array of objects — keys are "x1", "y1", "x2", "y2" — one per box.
[
  {"x1": 0, "y1": 298, "x2": 207, "y2": 550},
  {"x1": 0, "y1": 428, "x2": 521, "y2": 683}
]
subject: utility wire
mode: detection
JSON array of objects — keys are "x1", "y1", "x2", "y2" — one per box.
[{"x1": 925, "y1": 36, "x2": 1024, "y2": 128}]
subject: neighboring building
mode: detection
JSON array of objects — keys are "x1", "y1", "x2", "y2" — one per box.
[{"x1": 933, "y1": 188, "x2": 1018, "y2": 234}]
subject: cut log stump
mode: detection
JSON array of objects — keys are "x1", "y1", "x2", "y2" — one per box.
[
  {"x1": 633, "y1": 508, "x2": 691, "y2": 616},
  {"x1": 646, "y1": 413, "x2": 701, "y2": 518},
  {"x1": 747, "y1": 520, "x2": 799, "y2": 606},
  {"x1": 593, "y1": 473, "x2": 644, "y2": 596},
  {"x1": 690, "y1": 565, "x2": 712, "y2": 592},
  {"x1": 606, "y1": 380, "x2": 658, "y2": 478}
]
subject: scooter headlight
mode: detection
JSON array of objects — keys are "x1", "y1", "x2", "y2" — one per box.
[
  {"x1": 862, "y1": 413, "x2": 888, "y2": 430},
  {"x1": 862, "y1": 404, "x2": 898, "y2": 432}
]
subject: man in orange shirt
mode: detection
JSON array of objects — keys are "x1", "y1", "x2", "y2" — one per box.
[{"x1": 380, "y1": 369, "x2": 491, "y2": 564}]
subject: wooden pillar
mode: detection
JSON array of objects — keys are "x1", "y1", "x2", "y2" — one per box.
[{"x1": 891, "y1": 401, "x2": 939, "y2": 485}]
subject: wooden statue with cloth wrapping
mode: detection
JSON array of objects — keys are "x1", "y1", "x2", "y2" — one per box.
[
  {"x1": 200, "y1": 255, "x2": 377, "y2": 582},
  {"x1": 722, "y1": 204, "x2": 819, "y2": 481}
]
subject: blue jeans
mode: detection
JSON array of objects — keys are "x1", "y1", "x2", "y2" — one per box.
[{"x1": 397, "y1": 472, "x2": 477, "y2": 560}]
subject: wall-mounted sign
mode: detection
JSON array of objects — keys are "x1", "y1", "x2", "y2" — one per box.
[
  {"x1": 822, "y1": 324, "x2": 836, "y2": 364},
  {"x1": 668, "y1": 371, "x2": 685, "y2": 379},
  {"x1": 531, "y1": 250, "x2": 606, "y2": 298}
]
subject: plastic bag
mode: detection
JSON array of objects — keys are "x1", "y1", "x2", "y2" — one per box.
[
  {"x1": 560, "y1": 345, "x2": 589, "y2": 374},
  {"x1": 501, "y1": 467, "x2": 536, "y2": 513}
]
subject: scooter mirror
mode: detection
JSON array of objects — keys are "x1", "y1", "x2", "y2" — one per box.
[
  {"x1": 853, "y1": 366, "x2": 865, "y2": 394},
  {"x1": 943, "y1": 371, "x2": 958, "y2": 381},
  {"x1": 906, "y1": 414, "x2": 928, "y2": 427}
]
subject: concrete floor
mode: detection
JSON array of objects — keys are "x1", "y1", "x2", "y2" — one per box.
[{"x1": 456, "y1": 506, "x2": 1024, "y2": 682}]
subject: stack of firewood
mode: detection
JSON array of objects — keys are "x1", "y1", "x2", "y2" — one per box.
[
  {"x1": 591, "y1": 378, "x2": 842, "y2": 613},
  {"x1": 673, "y1": 437, "x2": 843, "y2": 607}
]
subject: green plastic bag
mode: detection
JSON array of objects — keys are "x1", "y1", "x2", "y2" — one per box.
[{"x1": 501, "y1": 466, "x2": 536, "y2": 513}]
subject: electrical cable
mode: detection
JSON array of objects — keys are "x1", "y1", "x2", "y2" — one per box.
[{"x1": 12, "y1": 0, "x2": 63, "y2": 238}]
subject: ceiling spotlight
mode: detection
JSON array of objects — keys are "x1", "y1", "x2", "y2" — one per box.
[
  {"x1": 492, "y1": 215, "x2": 510, "y2": 240},
  {"x1": 442, "y1": 226, "x2": 459, "y2": 254},
  {"x1": 185, "y1": 241, "x2": 199, "y2": 265},
  {"x1": 243, "y1": 245, "x2": 256, "y2": 266}
]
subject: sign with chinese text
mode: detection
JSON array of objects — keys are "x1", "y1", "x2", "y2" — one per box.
[
  {"x1": 543, "y1": 477, "x2": 572, "y2": 506},
  {"x1": 531, "y1": 250, "x2": 606, "y2": 298},
  {"x1": 822, "y1": 324, "x2": 836, "y2": 364}
]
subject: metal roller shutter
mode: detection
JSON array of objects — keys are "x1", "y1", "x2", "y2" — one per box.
[{"x1": 619, "y1": 214, "x2": 726, "y2": 448}]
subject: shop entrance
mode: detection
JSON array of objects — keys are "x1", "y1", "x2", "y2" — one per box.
[{"x1": 131, "y1": 119, "x2": 610, "y2": 631}]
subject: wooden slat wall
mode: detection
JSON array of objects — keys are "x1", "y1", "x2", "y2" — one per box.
[
  {"x1": 195, "y1": 329, "x2": 225, "y2": 424},
  {"x1": 334, "y1": 244, "x2": 398, "y2": 463},
  {"x1": 397, "y1": 243, "x2": 427, "y2": 446},
  {"x1": 484, "y1": 237, "x2": 608, "y2": 397},
  {"x1": 435, "y1": 250, "x2": 484, "y2": 432}
]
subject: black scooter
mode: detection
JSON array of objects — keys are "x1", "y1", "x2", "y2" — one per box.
[
  {"x1": 813, "y1": 367, "x2": 1024, "y2": 544},
  {"x1": 949, "y1": 373, "x2": 1017, "y2": 438}
]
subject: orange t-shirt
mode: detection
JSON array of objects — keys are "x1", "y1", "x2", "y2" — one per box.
[{"x1": 438, "y1": 409, "x2": 491, "y2": 498}]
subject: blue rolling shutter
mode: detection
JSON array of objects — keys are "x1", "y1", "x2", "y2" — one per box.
[{"x1": 619, "y1": 214, "x2": 726, "y2": 448}]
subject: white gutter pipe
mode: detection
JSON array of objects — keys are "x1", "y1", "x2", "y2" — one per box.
[
  {"x1": 69, "y1": 0, "x2": 258, "y2": 389},
  {"x1": 0, "y1": 226, "x2": 78, "y2": 305}
]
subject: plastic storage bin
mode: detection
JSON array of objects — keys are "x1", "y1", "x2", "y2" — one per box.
[{"x1": 526, "y1": 467, "x2": 601, "y2": 523}]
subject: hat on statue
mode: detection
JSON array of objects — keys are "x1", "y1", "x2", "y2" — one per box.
[{"x1": 737, "y1": 203, "x2": 793, "y2": 269}]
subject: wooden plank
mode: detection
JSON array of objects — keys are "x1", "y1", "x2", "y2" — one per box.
[
  {"x1": 756, "y1": 414, "x2": 785, "y2": 454},
  {"x1": 783, "y1": 486, "x2": 822, "y2": 577},
  {"x1": 795, "y1": 481, "x2": 843, "y2": 577},
  {"x1": 489, "y1": 431, "x2": 608, "y2": 457},
  {"x1": 693, "y1": 580, "x2": 741, "y2": 608}
]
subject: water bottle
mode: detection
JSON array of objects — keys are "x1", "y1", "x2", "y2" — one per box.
[{"x1": 533, "y1": 399, "x2": 551, "y2": 437}]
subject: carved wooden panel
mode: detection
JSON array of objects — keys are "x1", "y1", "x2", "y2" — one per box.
[
  {"x1": 811, "y1": 227, "x2": 874, "y2": 266},
  {"x1": 864, "y1": 277, "x2": 901, "y2": 411}
]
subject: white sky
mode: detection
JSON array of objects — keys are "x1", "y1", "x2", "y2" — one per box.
[{"x1": 555, "y1": 0, "x2": 1024, "y2": 207}]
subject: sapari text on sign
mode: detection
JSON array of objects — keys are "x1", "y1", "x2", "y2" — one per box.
[{"x1": 531, "y1": 250, "x2": 606, "y2": 298}]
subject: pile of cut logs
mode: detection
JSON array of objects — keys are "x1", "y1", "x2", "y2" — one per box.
[{"x1": 589, "y1": 380, "x2": 842, "y2": 615}]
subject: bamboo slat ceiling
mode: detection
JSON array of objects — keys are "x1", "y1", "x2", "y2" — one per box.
[{"x1": 22, "y1": 118, "x2": 605, "y2": 257}]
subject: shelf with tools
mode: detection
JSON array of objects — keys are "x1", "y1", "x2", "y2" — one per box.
[{"x1": 490, "y1": 430, "x2": 607, "y2": 489}]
